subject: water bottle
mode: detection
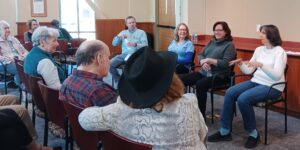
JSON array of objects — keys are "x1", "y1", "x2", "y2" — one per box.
[
  {"x1": 206, "y1": 69, "x2": 212, "y2": 77},
  {"x1": 192, "y1": 34, "x2": 198, "y2": 43}
]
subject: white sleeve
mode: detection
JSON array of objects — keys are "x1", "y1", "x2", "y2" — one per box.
[
  {"x1": 260, "y1": 50, "x2": 287, "y2": 81},
  {"x1": 37, "y1": 59, "x2": 61, "y2": 89},
  {"x1": 79, "y1": 99, "x2": 121, "y2": 131}
]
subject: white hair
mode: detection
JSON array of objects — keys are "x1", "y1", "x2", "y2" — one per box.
[
  {"x1": 31, "y1": 26, "x2": 59, "y2": 46},
  {"x1": 0, "y1": 20, "x2": 10, "y2": 38}
]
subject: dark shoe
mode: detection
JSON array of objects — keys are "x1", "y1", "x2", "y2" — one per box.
[
  {"x1": 7, "y1": 81, "x2": 18, "y2": 89},
  {"x1": 245, "y1": 134, "x2": 260, "y2": 148},
  {"x1": 208, "y1": 131, "x2": 232, "y2": 142}
]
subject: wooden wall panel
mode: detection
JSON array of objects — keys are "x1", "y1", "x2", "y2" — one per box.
[
  {"x1": 158, "y1": 28, "x2": 174, "y2": 51},
  {"x1": 158, "y1": 0, "x2": 175, "y2": 26},
  {"x1": 16, "y1": 22, "x2": 52, "y2": 37},
  {"x1": 96, "y1": 19, "x2": 124, "y2": 56}
]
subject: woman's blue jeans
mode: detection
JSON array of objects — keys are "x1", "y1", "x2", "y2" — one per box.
[{"x1": 220, "y1": 80, "x2": 281, "y2": 133}]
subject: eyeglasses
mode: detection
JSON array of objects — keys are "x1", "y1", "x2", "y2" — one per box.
[
  {"x1": 214, "y1": 29, "x2": 224, "y2": 32},
  {"x1": 179, "y1": 29, "x2": 187, "y2": 31}
]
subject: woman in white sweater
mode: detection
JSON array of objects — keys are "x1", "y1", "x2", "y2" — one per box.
[{"x1": 208, "y1": 24, "x2": 287, "y2": 149}]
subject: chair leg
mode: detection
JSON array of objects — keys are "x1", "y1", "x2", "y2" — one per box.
[
  {"x1": 284, "y1": 101, "x2": 287, "y2": 133},
  {"x1": 4, "y1": 77, "x2": 7, "y2": 94},
  {"x1": 211, "y1": 91, "x2": 214, "y2": 124},
  {"x1": 44, "y1": 117, "x2": 49, "y2": 146},
  {"x1": 69, "y1": 126, "x2": 74, "y2": 150},
  {"x1": 19, "y1": 87, "x2": 22, "y2": 104},
  {"x1": 264, "y1": 107, "x2": 268, "y2": 145},
  {"x1": 32, "y1": 102, "x2": 36, "y2": 125},
  {"x1": 64, "y1": 116, "x2": 69, "y2": 150},
  {"x1": 25, "y1": 91, "x2": 28, "y2": 109}
]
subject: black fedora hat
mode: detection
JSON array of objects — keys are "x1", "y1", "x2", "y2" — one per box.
[{"x1": 118, "y1": 46, "x2": 177, "y2": 108}]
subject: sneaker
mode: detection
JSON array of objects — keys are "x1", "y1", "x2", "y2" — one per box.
[
  {"x1": 245, "y1": 133, "x2": 260, "y2": 148},
  {"x1": 208, "y1": 131, "x2": 232, "y2": 142},
  {"x1": 7, "y1": 81, "x2": 18, "y2": 89}
]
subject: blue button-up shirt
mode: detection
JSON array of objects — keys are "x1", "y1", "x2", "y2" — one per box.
[{"x1": 112, "y1": 28, "x2": 148, "y2": 55}]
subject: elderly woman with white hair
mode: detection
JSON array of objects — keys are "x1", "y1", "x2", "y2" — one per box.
[
  {"x1": 0, "y1": 20, "x2": 28, "y2": 87},
  {"x1": 24, "y1": 26, "x2": 66, "y2": 89}
]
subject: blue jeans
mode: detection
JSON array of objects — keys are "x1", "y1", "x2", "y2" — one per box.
[
  {"x1": 0, "y1": 63, "x2": 20, "y2": 85},
  {"x1": 220, "y1": 80, "x2": 281, "y2": 133},
  {"x1": 109, "y1": 54, "x2": 126, "y2": 82}
]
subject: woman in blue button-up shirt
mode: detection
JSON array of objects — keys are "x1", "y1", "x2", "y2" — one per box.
[{"x1": 168, "y1": 23, "x2": 194, "y2": 74}]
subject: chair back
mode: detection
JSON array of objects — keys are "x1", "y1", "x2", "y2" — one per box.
[
  {"x1": 146, "y1": 33, "x2": 154, "y2": 49},
  {"x1": 57, "y1": 40, "x2": 69, "y2": 54},
  {"x1": 14, "y1": 35, "x2": 25, "y2": 45},
  {"x1": 38, "y1": 81, "x2": 66, "y2": 128},
  {"x1": 23, "y1": 42, "x2": 33, "y2": 51},
  {"x1": 99, "y1": 131, "x2": 152, "y2": 150},
  {"x1": 16, "y1": 62, "x2": 31, "y2": 93},
  {"x1": 27, "y1": 75, "x2": 46, "y2": 112},
  {"x1": 70, "y1": 38, "x2": 86, "y2": 48},
  {"x1": 14, "y1": 59, "x2": 26, "y2": 85},
  {"x1": 62, "y1": 101, "x2": 99, "y2": 150}
]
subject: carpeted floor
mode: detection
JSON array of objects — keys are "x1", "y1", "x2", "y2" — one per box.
[{"x1": 2, "y1": 78, "x2": 300, "y2": 150}]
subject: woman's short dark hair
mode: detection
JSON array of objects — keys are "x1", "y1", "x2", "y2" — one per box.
[
  {"x1": 174, "y1": 23, "x2": 190, "y2": 42},
  {"x1": 213, "y1": 21, "x2": 233, "y2": 41},
  {"x1": 27, "y1": 19, "x2": 38, "y2": 30},
  {"x1": 260, "y1": 25, "x2": 282, "y2": 46}
]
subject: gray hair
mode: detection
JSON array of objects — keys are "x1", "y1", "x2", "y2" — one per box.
[
  {"x1": 31, "y1": 26, "x2": 59, "y2": 46},
  {"x1": 75, "y1": 40, "x2": 106, "y2": 66},
  {"x1": 0, "y1": 20, "x2": 10, "y2": 38}
]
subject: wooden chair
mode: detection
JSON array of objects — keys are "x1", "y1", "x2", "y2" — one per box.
[
  {"x1": 70, "y1": 38, "x2": 86, "y2": 48},
  {"x1": 98, "y1": 131, "x2": 152, "y2": 150},
  {"x1": 23, "y1": 42, "x2": 33, "y2": 51},
  {"x1": 38, "y1": 81, "x2": 69, "y2": 150},
  {"x1": 62, "y1": 101, "x2": 100, "y2": 150},
  {"x1": 14, "y1": 59, "x2": 29, "y2": 107},
  {"x1": 57, "y1": 39, "x2": 69, "y2": 55},
  {"x1": 27, "y1": 75, "x2": 48, "y2": 146},
  {"x1": 232, "y1": 65, "x2": 288, "y2": 144}
]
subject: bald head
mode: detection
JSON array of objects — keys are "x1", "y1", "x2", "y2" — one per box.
[{"x1": 75, "y1": 40, "x2": 109, "y2": 66}]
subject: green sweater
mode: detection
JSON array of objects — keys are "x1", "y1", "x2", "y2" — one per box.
[
  {"x1": 198, "y1": 38, "x2": 236, "y2": 77},
  {"x1": 24, "y1": 46, "x2": 66, "y2": 83}
]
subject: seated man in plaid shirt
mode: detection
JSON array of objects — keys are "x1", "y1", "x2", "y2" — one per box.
[{"x1": 59, "y1": 40, "x2": 117, "y2": 108}]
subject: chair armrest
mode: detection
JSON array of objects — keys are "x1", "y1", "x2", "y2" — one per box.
[
  {"x1": 230, "y1": 74, "x2": 253, "y2": 86},
  {"x1": 211, "y1": 68, "x2": 234, "y2": 88},
  {"x1": 190, "y1": 65, "x2": 201, "y2": 72},
  {"x1": 263, "y1": 81, "x2": 287, "y2": 102}
]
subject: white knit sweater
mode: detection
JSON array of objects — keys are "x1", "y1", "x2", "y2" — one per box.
[{"x1": 240, "y1": 45, "x2": 287, "y2": 91}]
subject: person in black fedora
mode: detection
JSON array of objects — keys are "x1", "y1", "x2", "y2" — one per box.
[{"x1": 78, "y1": 46, "x2": 208, "y2": 149}]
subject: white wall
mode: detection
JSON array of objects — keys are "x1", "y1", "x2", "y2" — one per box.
[
  {"x1": 95, "y1": 0, "x2": 154, "y2": 22},
  {"x1": 191, "y1": 0, "x2": 300, "y2": 42},
  {"x1": 0, "y1": 0, "x2": 18, "y2": 35}
]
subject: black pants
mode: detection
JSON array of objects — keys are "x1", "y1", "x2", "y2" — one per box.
[
  {"x1": 175, "y1": 64, "x2": 190, "y2": 74},
  {"x1": 179, "y1": 72, "x2": 228, "y2": 118},
  {"x1": 0, "y1": 109, "x2": 32, "y2": 150}
]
